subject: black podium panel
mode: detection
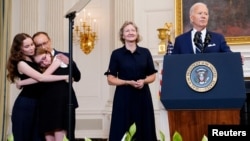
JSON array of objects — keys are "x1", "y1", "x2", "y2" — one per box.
[
  {"x1": 240, "y1": 81, "x2": 250, "y2": 125},
  {"x1": 161, "y1": 52, "x2": 246, "y2": 109}
]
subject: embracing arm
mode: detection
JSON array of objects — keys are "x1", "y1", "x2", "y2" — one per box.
[
  {"x1": 56, "y1": 53, "x2": 69, "y2": 65},
  {"x1": 17, "y1": 59, "x2": 62, "y2": 86},
  {"x1": 16, "y1": 59, "x2": 65, "y2": 87},
  {"x1": 57, "y1": 53, "x2": 81, "y2": 82}
]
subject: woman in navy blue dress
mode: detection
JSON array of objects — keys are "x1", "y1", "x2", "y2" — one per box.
[{"x1": 105, "y1": 21, "x2": 158, "y2": 141}]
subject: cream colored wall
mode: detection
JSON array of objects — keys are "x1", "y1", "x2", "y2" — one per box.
[
  {"x1": 10, "y1": 0, "x2": 113, "y2": 138},
  {"x1": 9, "y1": 0, "x2": 250, "y2": 139}
]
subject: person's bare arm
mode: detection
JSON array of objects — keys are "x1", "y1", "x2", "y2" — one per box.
[
  {"x1": 107, "y1": 73, "x2": 156, "y2": 89},
  {"x1": 16, "y1": 59, "x2": 65, "y2": 88}
]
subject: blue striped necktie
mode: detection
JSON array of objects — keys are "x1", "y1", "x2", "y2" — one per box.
[{"x1": 194, "y1": 31, "x2": 202, "y2": 54}]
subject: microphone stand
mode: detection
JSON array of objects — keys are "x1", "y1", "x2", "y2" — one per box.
[
  {"x1": 201, "y1": 45, "x2": 205, "y2": 53},
  {"x1": 202, "y1": 33, "x2": 211, "y2": 53},
  {"x1": 65, "y1": 11, "x2": 76, "y2": 141}
]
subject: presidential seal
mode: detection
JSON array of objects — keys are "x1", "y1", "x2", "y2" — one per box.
[{"x1": 186, "y1": 60, "x2": 217, "y2": 92}]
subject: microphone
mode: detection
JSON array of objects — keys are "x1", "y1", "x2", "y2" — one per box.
[
  {"x1": 193, "y1": 31, "x2": 203, "y2": 53},
  {"x1": 203, "y1": 33, "x2": 211, "y2": 50}
]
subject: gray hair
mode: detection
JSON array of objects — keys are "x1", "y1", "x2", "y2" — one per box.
[{"x1": 189, "y1": 2, "x2": 208, "y2": 16}]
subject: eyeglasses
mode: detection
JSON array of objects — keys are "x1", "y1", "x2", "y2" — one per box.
[{"x1": 35, "y1": 41, "x2": 49, "y2": 48}]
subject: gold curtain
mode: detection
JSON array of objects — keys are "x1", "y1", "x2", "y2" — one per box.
[{"x1": 0, "y1": 0, "x2": 12, "y2": 140}]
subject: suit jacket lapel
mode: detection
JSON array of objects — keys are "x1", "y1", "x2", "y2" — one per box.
[{"x1": 187, "y1": 30, "x2": 195, "y2": 53}]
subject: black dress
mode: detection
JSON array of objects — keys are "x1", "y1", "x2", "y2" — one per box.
[
  {"x1": 12, "y1": 60, "x2": 45, "y2": 141},
  {"x1": 54, "y1": 49, "x2": 81, "y2": 141},
  {"x1": 38, "y1": 61, "x2": 81, "y2": 134},
  {"x1": 105, "y1": 46, "x2": 158, "y2": 141}
]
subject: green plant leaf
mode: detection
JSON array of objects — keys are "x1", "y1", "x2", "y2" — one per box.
[
  {"x1": 125, "y1": 131, "x2": 131, "y2": 141},
  {"x1": 84, "y1": 137, "x2": 92, "y2": 141},
  {"x1": 173, "y1": 131, "x2": 182, "y2": 141},
  {"x1": 63, "y1": 135, "x2": 69, "y2": 141},
  {"x1": 124, "y1": 122, "x2": 136, "y2": 141},
  {"x1": 121, "y1": 133, "x2": 127, "y2": 141},
  {"x1": 201, "y1": 134, "x2": 208, "y2": 141},
  {"x1": 159, "y1": 130, "x2": 165, "y2": 141},
  {"x1": 129, "y1": 123, "x2": 136, "y2": 137},
  {"x1": 7, "y1": 134, "x2": 14, "y2": 141}
]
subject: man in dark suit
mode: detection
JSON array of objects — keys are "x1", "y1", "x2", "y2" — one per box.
[
  {"x1": 173, "y1": 2, "x2": 232, "y2": 54},
  {"x1": 33, "y1": 31, "x2": 81, "y2": 141},
  {"x1": 172, "y1": 2, "x2": 247, "y2": 127}
]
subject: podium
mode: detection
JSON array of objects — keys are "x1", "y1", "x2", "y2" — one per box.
[{"x1": 160, "y1": 52, "x2": 246, "y2": 141}]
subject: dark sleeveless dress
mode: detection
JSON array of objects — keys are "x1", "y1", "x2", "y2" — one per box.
[{"x1": 12, "y1": 60, "x2": 44, "y2": 141}]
